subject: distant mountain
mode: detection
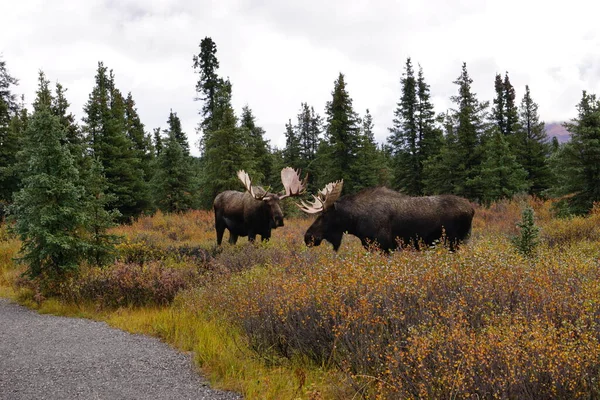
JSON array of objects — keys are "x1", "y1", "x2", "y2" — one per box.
[{"x1": 545, "y1": 122, "x2": 571, "y2": 143}]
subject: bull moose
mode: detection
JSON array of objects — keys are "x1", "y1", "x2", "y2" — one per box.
[
  {"x1": 297, "y1": 181, "x2": 474, "y2": 252},
  {"x1": 214, "y1": 167, "x2": 307, "y2": 245}
]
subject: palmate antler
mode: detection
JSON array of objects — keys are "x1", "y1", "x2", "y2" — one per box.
[
  {"x1": 297, "y1": 179, "x2": 344, "y2": 214},
  {"x1": 237, "y1": 170, "x2": 268, "y2": 200},
  {"x1": 279, "y1": 167, "x2": 308, "y2": 199}
]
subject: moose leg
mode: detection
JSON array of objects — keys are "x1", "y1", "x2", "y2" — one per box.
[
  {"x1": 215, "y1": 219, "x2": 226, "y2": 245},
  {"x1": 229, "y1": 233, "x2": 239, "y2": 244},
  {"x1": 247, "y1": 232, "x2": 257, "y2": 242},
  {"x1": 260, "y1": 231, "x2": 271, "y2": 242}
]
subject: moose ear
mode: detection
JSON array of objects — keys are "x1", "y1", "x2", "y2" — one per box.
[{"x1": 262, "y1": 196, "x2": 272, "y2": 202}]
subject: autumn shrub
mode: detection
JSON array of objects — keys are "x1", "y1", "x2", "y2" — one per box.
[
  {"x1": 541, "y1": 204, "x2": 600, "y2": 247},
  {"x1": 57, "y1": 261, "x2": 203, "y2": 308},
  {"x1": 198, "y1": 227, "x2": 600, "y2": 399}
]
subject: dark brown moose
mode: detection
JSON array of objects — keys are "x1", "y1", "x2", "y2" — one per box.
[
  {"x1": 214, "y1": 167, "x2": 307, "y2": 245},
  {"x1": 298, "y1": 180, "x2": 475, "y2": 252}
]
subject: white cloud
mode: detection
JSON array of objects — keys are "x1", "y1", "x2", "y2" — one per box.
[{"x1": 1, "y1": 0, "x2": 599, "y2": 155}]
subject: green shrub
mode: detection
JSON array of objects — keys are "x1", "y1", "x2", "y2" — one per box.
[{"x1": 511, "y1": 206, "x2": 540, "y2": 256}]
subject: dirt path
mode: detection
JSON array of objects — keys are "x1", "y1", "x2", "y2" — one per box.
[{"x1": 0, "y1": 298, "x2": 242, "y2": 400}]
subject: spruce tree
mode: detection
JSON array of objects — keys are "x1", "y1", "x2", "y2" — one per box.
[
  {"x1": 504, "y1": 73, "x2": 519, "y2": 137},
  {"x1": 1, "y1": 102, "x2": 27, "y2": 216},
  {"x1": 388, "y1": 60, "x2": 441, "y2": 195},
  {"x1": 553, "y1": 91, "x2": 600, "y2": 214},
  {"x1": 84, "y1": 158, "x2": 121, "y2": 267},
  {"x1": 449, "y1": 63, "x2": 489, "y2": 200},
  {"x1": 82, "y1": 63, "x2": 151, "y2": 221},
  {"x1": 240, "y1": 105, "x2": 272, "y2": 183},
  {"x1": 423, "y1": 113, "x2": 461, "y2": 194},
  {"x1": 423, "y1": 63, "x2": 490, "y2": 200},
  {"x1": 492, "y1": 73, "x2": 506, "y2": 135},
  {"x1": 352, "y1": 109, "x2": 381, "y2": 192},
  {"x1": 0, "y1": 59, "x2": 22, "y2": 210},
  {"x1": 153, "y1": 130, "x2": 194, "y2": 213},
  {"x1": 193, "y1": 37, "x2": 222, "y2": 148},
  {"x1": 492, "y1": 72, "x2": 520, "y2": 139},
  {"x1": 416, "y1": 65, "x2": 443, "y2": 189},
  {"x1": 476, "y1": 131, "x2": 528, "y2": 205},
  {"x1": 167, "y1": 109, "x2": 190, "y2": 156},
  {"x1": 283, "y1": 118, "x2": 301, "y2": 167},
  {"x1": 0, "y1": 56, "x2": 19, "y2": 113},
  {"x1": 9, "y1": 75, "x2": 87, "y2": 281},
  {"x1": 322, "y1": 73, "x2": 361, "y2": 193},
  {"x1": 515, "y1": 85, "x2": 552, "y2": 196},
  {"x1": 292, "y1": 102, "x2": 322, "y2": 191},
  {"x1": 297, "y1": 102, "x2": 322, "y2": 163},
  {"x1": 153, "y1": 127, "x2": 163, "y2": 156},
  {"x1": 52, "y1": 83, "x2": 82, "y2": 157},
  {"x1": 200, "y1": 82, "x2": 254, "y2": 206},
  {"x1": 388, "y1": 58, "x2": 419, "y2": 193}
]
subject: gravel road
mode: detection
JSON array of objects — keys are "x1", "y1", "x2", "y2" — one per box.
[{"x1": 0, "y1": 298, "x2": 242, "y2": 400}]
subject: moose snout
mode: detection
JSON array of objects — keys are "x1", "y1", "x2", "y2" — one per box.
[
  {"x1": 275, "y1": 216, "x2": 284, "y2": 227},
  {"x1": 304, "y1": 233, "x2": 321, "y2": 247}
]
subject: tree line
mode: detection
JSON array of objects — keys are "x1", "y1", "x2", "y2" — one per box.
[{"x1": 1, "y1": 37, "x2": 599, "y2": 278}]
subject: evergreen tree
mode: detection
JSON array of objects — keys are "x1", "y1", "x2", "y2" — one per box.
[
  {"x1": 492, "y1": 73, "x2": 505, "y2": 135},
  {"x1": 153, "y1": 127, "x2": 163, "y2": 157},
  {"x1": 0, "y1": 59, "x2": 22, "y2": 210},
  {"x1": 515, "y1": 85, "x2": 552, "y2": 196},
  {"x1": 504, "y1": 73, "x2": 519, "y2": 137},
  {"x1": 52, "y1": 82, "x2": 82, "y2": 156},
  {"x1": 511, "y1": 206, "x2": 540, "y2": 257},
  {"x1": 84, "y1": 158, "x2": 121, "y2": 267},
  {"x1": 9, "y1": 75, "x2": 88, "y2": 281},
  {"x1": 293, "y1": 102, "x2": 322, "y2": 191},
  {"x1": 553, "y1": 91, "x2": 600, "y2": 214},
  {"x1": 193, "y1": 37, "x2": 222, "y2": 147},
  {"x1": 322, "y1": 73, "x2": 361, "y2": 193},
  {"x1": 153, "y1": 130, "x2": 194, "y2": 213},
  {"x1": 475, "y1": 131, "x2": 528, "y2": 205},
  {"x1": 551, "y1": 136, "x2": 560, "y2": 153},
  {"x1": 423, "y1": 113, "x2": 461, "y2": 194},
  {"x1": 297, "y1": 102, "x2": 322, "y2": 163},
  {"x1": 416, "y1": 65, "x2": 443, "y2": 189},
  {"x1": 388, "y1": 58, "x2": 419, "y2": 193},
  {"x1": 377, "y1": 143, "x2": 393, "y2": 187},
  {"x1": 352, "y1": 109, "x2": 380, "y2": 192},
  {"x1": 82, "y1": 62, "x2": 151, "y2": 221},
  {"x1": 2, "y1": 100, "x2": 27, "y2": 214},
  {"x1": 0, "y1": 57, "x2": 18, "y2": 113},
  {"x1": 199, "y1": 82, "x2": 254, "y2": 207},
  {"x1": 283, "y1": 118, "x2": 301, "y2": 167},
  {"x1": 492, "y1": 72, "x2": 519, "y2": 137},
  {"x1": 240, "y1": 105, "x2": 272, "y2": 183},
  {"x1": 423, "y1": 63, "x2": 490, "y2": 201},
  {"x1": 388, "y1": 60, "x2": 441, "y2": 195},
  {"x1": 167, "y1": 109, "x2": 190, "y2": 156}
]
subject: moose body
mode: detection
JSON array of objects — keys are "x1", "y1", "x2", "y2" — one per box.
[
  {"x1": 302, "y1": 186, "x2": 474, "y2": 252},
  {"x1": 214, "y1": 168, "x2": 306, "y2": 245},
  {"x1": 214, "y1": 190, "x2": 282, "y2": 244}
]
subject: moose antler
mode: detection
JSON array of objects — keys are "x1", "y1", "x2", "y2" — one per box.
[
  {"x1": 237, "y1": 170, "x2": 268, "y2": 200},
  {"x1": 279, "y1": 167, "x2": 308, "y2": 200},
  {"x1": 297, "y1": 179, "x2": 344, "y2": 214}
]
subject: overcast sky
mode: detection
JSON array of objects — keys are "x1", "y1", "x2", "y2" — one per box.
[{"x1": 1, "y1": 0, "x2": 599, "y2": 155}]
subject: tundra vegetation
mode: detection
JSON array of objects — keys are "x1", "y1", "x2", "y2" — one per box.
[
  {"x1": 2, "y1": 199, "x2": 600, "y2": 399},
  {"x1": 2, "y1": 36, "x2": 600, "y2": 399}
]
